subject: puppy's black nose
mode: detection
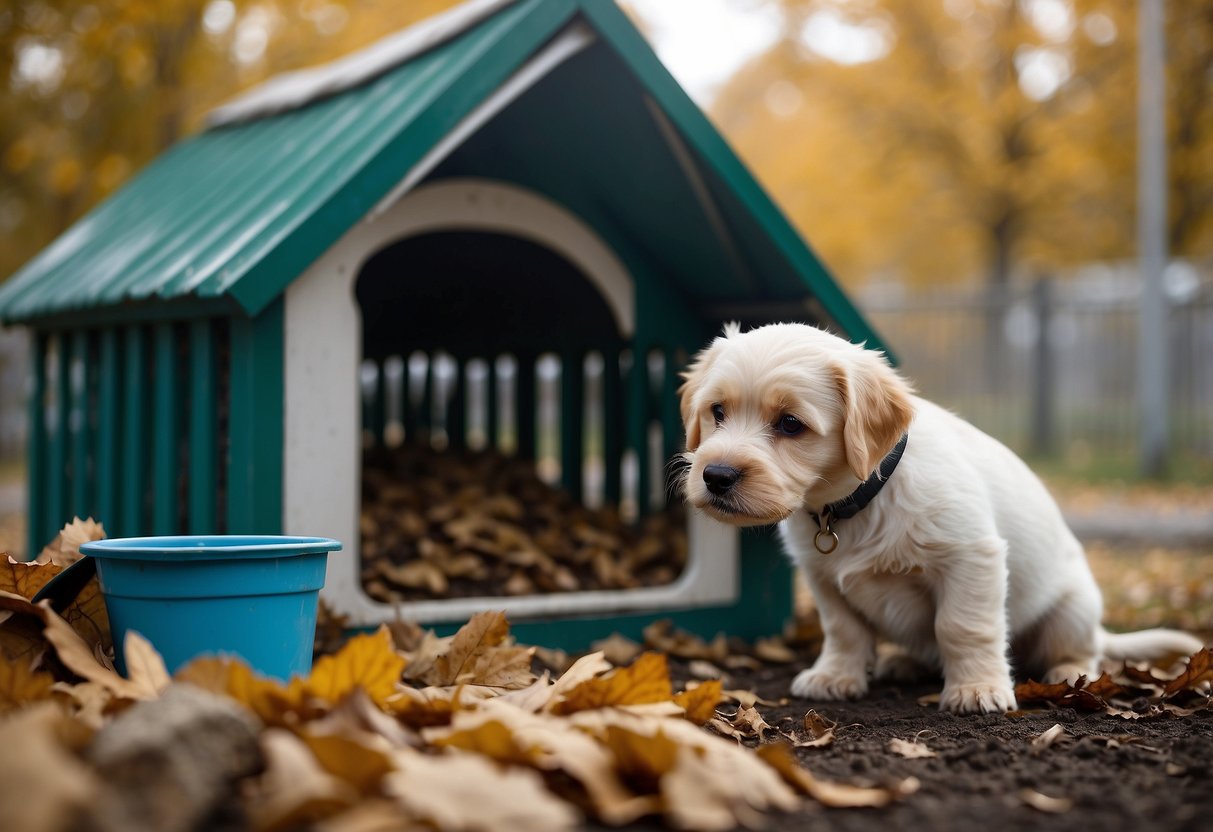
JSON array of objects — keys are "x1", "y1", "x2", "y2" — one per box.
[{"x1": 703, "y1": 464, "x2": 742, "y2": 496}]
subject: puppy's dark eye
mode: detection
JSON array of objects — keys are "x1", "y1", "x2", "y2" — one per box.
[
  {"x1": 711, "y1": 403, "x2": 726, "y2": 424},
  {"x1": 776, "y1": 414, "x2": 805, "y2": 436}
]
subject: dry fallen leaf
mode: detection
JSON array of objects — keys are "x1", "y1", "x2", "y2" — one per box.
[
  {"x1": 757, "y1": 743, "x2": 918, "y2": 808},
  {"x1": 1030, "y1": 723, "x2": 1070, "y2": 753},
  {"x1": 307, "y1": 626, "x2": 407, "y2": 708},
  {"x1": 1162, "y1": 648, "x2": 1212, "y2": 697},
  {"x1": 0, "y1": 653, "x2": 54, "y2": 712},
  {"x1": 590, "y1": 633, "x2": 644, "y2": 667},
  {"x1": 249, "y1": 728, "x2": 361, "y2": 832},
  {"x1": 0, "y1": 591, "x2": 145, "y2": 701},
  {"x1": 0, "y1": 702, "x2": 99, "y2": 832},
  {"x1": 553, "y1": 652, "x2": 672, "y2": 714},
  {"x1": 672, "y1": 679, "x2": 723, "y2": 725},
  {"x1": 888, "y1": 737, "x2": 936, "y2": 759},
  {"x1": 751, "y1": 636, "x2": 797, "y2": 664},
  {"x1": 415, "y1": 611, "x2": 535, "y2": 690},
  {"x1": 34, "y1": 518, "x2": 106, "y2": 567},
  {"x1": 120, "y1": 631, "x2": 171, "y2": 699},
  {"x1": 642, "y1": 619, "x2": 729, "y2": 662},
  {"x1": 1020, "y1": 788, "x2": 1073, "y2": 814},
  {"x1": 385, "y1": 746, "x2": 581, "y2": 832},
  {"x1": 0, "y1": 556, "x2": 63, "y2": 600}
]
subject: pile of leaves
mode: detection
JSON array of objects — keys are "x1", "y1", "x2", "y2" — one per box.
[
  {"x1": 1013, "y1": 651, "x2": 1213, "y2": 718},
  {"x1": 0, "y1": 522, "x2": 913, "y2": 832},
  {"x1": 360, "y1": 443, "x2": 687, "y2": 601}
]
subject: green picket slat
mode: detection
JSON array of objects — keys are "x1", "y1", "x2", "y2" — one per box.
[
  {"x1": 47, "y1": 335, "x2": 69, "y2": 536},
  {"x1": 69, "y1": 331, "x2": 91, "y2": 519},
  {"x1": 188, "y1": 320, "x2": 217, "y2": 534},
  {"x1": 96, "y1": 330, "x2": 120, "y2": 530},
  {"x1": 226, "y1": 302, "x2": 283, "y2": 534},
  {"x1": 121, "y1": 326, "x2": 147, "y2": 536},
  {"x1": 152, "y1": 322, "x2": 180, "y2": 535},
  {"x1": 25, "y1": 333, "x2": 47, "y2": 559}
]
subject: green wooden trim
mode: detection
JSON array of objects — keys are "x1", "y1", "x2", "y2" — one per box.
[
  {"x1": 226, "y1": 301, "x2": 284, "y2": 534},
  {"x1": 9, "y1": 297, "x2": 239, "y2": 331},
  {"x1": 121, "y1": 326, "x2": 147, "y2": 537},
  {"x1": 69, "y1": 331, "x2": 91, "y2": 519},
  {"x1": 152, "y1": 322, "x2": 181, "y2": 535},
  {"x1": 573, "y1": 0, "x2": 888, "y2": 355},
  {"x1": 560, "y1": 350, "x2": 584, "y2": 502},
  {"x1": 225, "y1": 0, "x2": 580, "y2": 317},
  {"x1": 95, "y1": 329, "x2": 120, "y2": 529},
  {"x1": 46, "y1": 334, "x2": 70, "y2": 536},
  {"x1": 25, "y1": 332, "x2": 47, "y2": 560},
  {"x1": 188, "y1": 320, "x2": 217, "y2": 533}
]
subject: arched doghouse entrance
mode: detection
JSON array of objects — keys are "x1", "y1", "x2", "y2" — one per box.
[
  {"x1": 284, "y1": 178, "x2": 736, "y2": 625},
  {"x1": 355, "y1": 230, "x2": 625, "y2": 501}
]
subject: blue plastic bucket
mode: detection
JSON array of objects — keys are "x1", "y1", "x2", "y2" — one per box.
[{"x1": 80, "y1": 535, "x2": 342, "y2": 680}]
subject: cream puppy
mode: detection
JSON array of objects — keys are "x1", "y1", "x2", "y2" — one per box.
[{"x1": 679, "y1": 322, "x2": 1203, "y2": 714}]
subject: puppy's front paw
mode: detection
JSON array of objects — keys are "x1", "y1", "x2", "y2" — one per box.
[
  {"x1": 790, "y1": 666, "x2": 868, "y2": 701},
  {"x1": 939, "y1": 681, "x2": 1017, "y2": 714}
]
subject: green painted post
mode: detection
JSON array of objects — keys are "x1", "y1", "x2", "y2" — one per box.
[
  {"x1": 121, "y1": 326, "x2": 147, "y2": 537},
  {"x1": 188, "y1": 320, "x2": 217, "y2": 533},
  {"x1": 226, "y1": 302, "x2": 283, "y2": 534},
  {"x1": 95, "y1": 329, "x2": 120, "y2": 529},
  {"x1": 152, "y1": 322, "x2": 181, "y2": 535},
  {"x1": 69, "y1": 331, "x2": 91, "y2": 520},
  {"x1": 560, "y1": 350, "x2": 584, "y2": 503},
  {"x1": 47, "y1": 334, "x2": 70, "y2": 537},
  {"x1": 25, "y1": 332, "x2": 47, "y2": 559}
]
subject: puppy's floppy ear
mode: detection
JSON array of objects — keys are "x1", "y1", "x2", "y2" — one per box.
[
  {"x1": 678, "y1": 324, "x2": 737, "y2": 451},
  {"x1": 833, "y1": 347, "x2": 915, "y2": 481}
]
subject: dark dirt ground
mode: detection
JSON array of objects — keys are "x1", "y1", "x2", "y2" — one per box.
[{"x1": 658, "y1": 659, "x2": 1213, "y2": 832}]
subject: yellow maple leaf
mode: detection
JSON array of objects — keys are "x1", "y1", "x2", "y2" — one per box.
[
  {"x1": 306, "y1": 626, "x2": 405, "y2": 708},
  {"x1": 553, "y1": 652, "x2": 673, "y2": 715},
  {"x1": 0, "y1": 654, "x2": 54, "y2": 712},
  {"x1": 673, "y1": 679, "x2": 723, "y2": 725}
]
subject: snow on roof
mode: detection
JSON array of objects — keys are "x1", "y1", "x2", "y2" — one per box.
[{"x1": 206, "y1": 0, "x2": 517, "y2": 128}]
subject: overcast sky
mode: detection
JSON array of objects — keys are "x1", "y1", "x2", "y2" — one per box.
[{"x1": 621, "y1": 0, "x2": 782, "y2": 103}]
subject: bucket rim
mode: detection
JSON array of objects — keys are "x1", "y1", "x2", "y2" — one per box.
[{"x1": 80, "y1": 535, "x2": 342, "y2": 560}]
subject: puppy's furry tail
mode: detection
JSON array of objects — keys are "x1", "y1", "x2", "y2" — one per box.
[{"x1": 1099, "y1": 627, "x2": 1205, "y2": 663}]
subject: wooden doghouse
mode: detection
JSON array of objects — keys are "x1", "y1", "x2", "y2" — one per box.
[{"x1": 0, "y1": 0, "x2": 890, "y2": 646}]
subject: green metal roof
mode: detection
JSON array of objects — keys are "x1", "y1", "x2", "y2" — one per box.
[{"x1": 0, "y1": 0, "x2": 883, "y2": 349}]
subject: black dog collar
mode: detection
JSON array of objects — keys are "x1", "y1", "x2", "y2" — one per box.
[{"x1": 809, "y1": 433, "x2": 908, "y2": 553}]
